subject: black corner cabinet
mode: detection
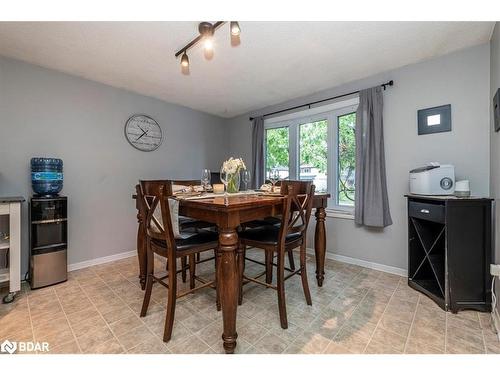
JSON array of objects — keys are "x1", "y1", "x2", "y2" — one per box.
[{"x1": 406, "y1": 194, "x2": 493, "y2": 313}]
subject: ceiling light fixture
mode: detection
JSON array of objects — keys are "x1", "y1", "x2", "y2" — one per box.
[
  {"x1": 203, "y1": 37, "x2": 214, "y2": 52},
  {"x1": 175, "y1": 21, "x2": 241, "y2": 73},
  {"x1": 230, "y1": 21, "x2": 241, "y2": 36},
  {"x1": 198, "y1": 21, "x2": 214, "y2": 38},
  {"x1": 181, "y1": 52, "x2": 189, "y2": 67}
]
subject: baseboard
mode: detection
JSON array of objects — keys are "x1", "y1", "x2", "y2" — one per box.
[
  {"x1": 67, "y1": 250, "x2": 137, "y2": 272},
  {"x1": 307, "y1": 248, "x2": 407, "y2": 277},
  {"x1": 67, "y1": 247, "x2": 407, "y2": 277}
]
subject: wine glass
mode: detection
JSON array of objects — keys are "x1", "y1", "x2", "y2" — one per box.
[
  {"x1": 268, "y1": 168, "x2": 280, "y2": 191},
  {"x1": 242, "y1": 170, "x2": 251, "y2": 191},
  {"x1": 201, "y1": 169, "x2": 211, "y2": 192},
  {"x1": 220, "y1": 167, "x2": 229, "y2": 204}
]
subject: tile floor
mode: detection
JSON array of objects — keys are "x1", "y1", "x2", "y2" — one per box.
[{"x1": 1, "y1": 250, "x2": 499, "y2": 354}]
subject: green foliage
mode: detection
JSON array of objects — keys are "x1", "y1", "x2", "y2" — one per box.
[
  {"x1": 266, "y1": 127, "x2": 289, "y2": 170},
  {"x1": 265, "y1": 113, "x2": 356, "y2": 205},
  {"x1": 338, "y1": 113, "x2": 356, "y2": 205},
  {"x1": 299, "y1": 121, "x2": 327, "y2": 173}
]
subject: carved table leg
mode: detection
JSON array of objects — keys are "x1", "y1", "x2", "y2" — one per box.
[
  {"x1": 314, "y1": 207, "x2": 326, "y2": 287},
  {"x1": 137, "y1": 212, "x2": 146, "y2": 290},
  {"x1": 218, "y1": 228, "x2": 239, "y2": 354}
]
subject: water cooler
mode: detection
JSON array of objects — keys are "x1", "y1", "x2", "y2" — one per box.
[
  {"x1": 29, "y1": 157, "x2": 67, "y2": 289},
  {"x1": 29, "y1": 196, "x2": 68, "y2": 288}
]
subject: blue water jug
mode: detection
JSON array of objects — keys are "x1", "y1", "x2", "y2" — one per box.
[{"x1": 31, "y1": 158, "x2": 63, "y2": 196}]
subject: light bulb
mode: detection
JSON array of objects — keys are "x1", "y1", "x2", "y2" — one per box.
[
  {"x1": 230, "y1": 21, "x2": 240, "y2": 36},
  {"x1": 181, "y1": 52, "x2": 189, "y2": 67},
  {"x1": 204, "y1": 38, "x2": 213, "y2": 51}
]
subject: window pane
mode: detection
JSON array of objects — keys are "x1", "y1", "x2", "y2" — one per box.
[
  {"x1": 337, "y1": 113, "x2": 356, "y2": 206},
  {"x1": 265, "y1": 127, "x2": 289, "y2": 180},
  {"x1": 299, "y1": 120, "x2": 328, "y2": 193}
]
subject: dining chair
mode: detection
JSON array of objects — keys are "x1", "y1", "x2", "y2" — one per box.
[
  {"x1": 242, "y1": 220, "x2": 296, "y2": 286},
  {"x1": 137, "y1": 180, "x2": 188, "y2": 284},
  {"x1": 242, "y1": 180, "x2": 295, "y2": 277},
  {"x1": 172, "y1": 179, "x2": 209, "y2": 226},
  {"x1": 171, "y1": 179, "x2": 215, "y2": 230},
  {"x1": 210, "y1": 172, "x2": 221, "y2": 185},
  {"x1": 138, "y1": 180, "x2": 220, "y2": 342},
  {"x1": 242, "y1": 216, "x2": 295, "y2": 277},
  {"x1": 238, "y1": 180, "x2": 315, "y2": 329},
  {"x1": 171, "y1": 179, "x2": 217, "y2": 269}
]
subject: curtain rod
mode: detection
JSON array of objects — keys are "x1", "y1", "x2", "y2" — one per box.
[{"x1": 249, "y1": 80, "x2": 394, "y2": 122}]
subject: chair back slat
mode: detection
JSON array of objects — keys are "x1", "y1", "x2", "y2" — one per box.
[
  {"x1": 210, "y1": 172, "x2": 221, "y2": 185},
  {"x1": 138, "y1": 180, "x2": 176, "y2": 249},
  {"x1": 278, "y1": 180, "x2": 315, "y2": 244}
]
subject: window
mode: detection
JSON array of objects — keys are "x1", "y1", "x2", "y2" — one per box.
[
  {"x1": 337, "y1": 113, "x2": 356, "y2": 206},
  {"x1": 264, "y1": 99, "x2": 358, "y2": 211},
  {"x1": 265, "y1": 126, "x2": 289, "y2": 180},
  {"x1": 299, "y1": 120, "x2": 328, "y2": 192}
]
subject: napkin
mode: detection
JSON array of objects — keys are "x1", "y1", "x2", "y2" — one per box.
[
  {"x1": 172, "y1": 184, "x2": 208, "y2": 195},
  {"x1": 151, "y1": 198, "x2": 187, "y2": 239},
  {"x1": 260, "y1": 184, "x2": 280, "y2": 193}
]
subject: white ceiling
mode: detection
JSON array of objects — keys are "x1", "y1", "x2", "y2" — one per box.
[{"x1": 0, "y1": 22, "x2": 494, "y2": 118}]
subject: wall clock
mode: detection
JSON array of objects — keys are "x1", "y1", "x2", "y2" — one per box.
[{"x1": 124, "y1": 114, "x2": 163, "y2": 151}]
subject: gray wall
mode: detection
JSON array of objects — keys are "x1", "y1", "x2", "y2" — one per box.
[
  {"x1": 0, "y1": 42, "x2": 493, "y2": 279},
  {"x1": 490, "y1": 22, "x2": 500, "y2": 310},
  {"x1": 228, "y1": 44, "x2": 491, "y2": 271},
  {"x1": 0, "y1": 56, "x2": 228, "y2": 275}
]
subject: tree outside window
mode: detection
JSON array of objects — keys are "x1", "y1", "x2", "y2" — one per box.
[
  {"x1": 264, "y1": 106, "x2": 357, "y2": 209},
  {"x1": 338, "y1": 113, "x2": 356, "y2": 206}
]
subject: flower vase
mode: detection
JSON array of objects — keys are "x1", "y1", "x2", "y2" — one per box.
[{"x1": 227, "y1": 172, "x2": 241, "y2": 193}]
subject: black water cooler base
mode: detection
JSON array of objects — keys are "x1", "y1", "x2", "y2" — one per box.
[{"x1": 29, "y1": 196, "x2": 68, "y2": 289}]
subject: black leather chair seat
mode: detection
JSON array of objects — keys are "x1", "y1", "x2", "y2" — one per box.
[
  {"x1": 239, "y1": 225, "x2": 301, "y2": 245},
  {"x1": 243, "y1": 216, "x2": 281, "y2": 228},
  {"x1": 179, "y1": 216, "x2": 213, "y2": 231},
  {"x1": 151, "y1": 230, "x2": 218, "y2": 252}
]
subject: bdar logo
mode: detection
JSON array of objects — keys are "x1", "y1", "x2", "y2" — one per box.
[{"x1": 1, "y1": 340, "x2": 17, "y2": 354}]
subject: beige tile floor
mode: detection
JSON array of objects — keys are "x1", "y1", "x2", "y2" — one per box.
[{"x1": 1, "y1": 250, "x2": 499, "y2": 354}]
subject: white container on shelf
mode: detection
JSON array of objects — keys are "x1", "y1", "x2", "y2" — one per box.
[
  {"x1": 455, "y1": 180, "x2": 471, "y2": 197},
  {"x1": 0, "y1": 197, "x2": 24, "y2": 303}
]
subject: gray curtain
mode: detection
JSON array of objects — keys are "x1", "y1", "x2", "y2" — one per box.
[
  {"x1": 354, "y1": 87, "x2": 392, "y2": 228},
  {"x1": 251, "y1": 117, "x2": 265, "y2": 189}
]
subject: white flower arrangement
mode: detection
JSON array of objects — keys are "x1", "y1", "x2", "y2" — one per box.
[{"x1": 221, "y1": 157, "x2": 246, "y2": 175}]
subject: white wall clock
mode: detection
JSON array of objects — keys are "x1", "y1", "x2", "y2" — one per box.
[{"x1": 124, "y1": 114, "x2": 163, "y2": 152}]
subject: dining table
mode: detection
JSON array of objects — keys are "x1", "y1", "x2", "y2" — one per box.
[{"x1": 132, "y1": 191, "x2": 329, "y2": 354}]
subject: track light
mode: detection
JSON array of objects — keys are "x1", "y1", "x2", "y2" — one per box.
[
  {"x1": 198, "y1": 22, "x2": 214, "y2": 38},
  {"x1": 174, "y1": 21, "x2": 241, "y2": 73},
  {"x1": 181, "y1": 52, "x2": 189, "y2": 67},
  {"x1": 198, "y1": 21, "x2": 215, "y2": 58},
  {"x1": 203, "y1": 38, "x2": 213, "y2": 52},
  {"x1": 230, "y1": 21, "x2": 240, "y2": 36},
  {"x1": 180, "y1": 52, "x2": 190, "y2": 75}
]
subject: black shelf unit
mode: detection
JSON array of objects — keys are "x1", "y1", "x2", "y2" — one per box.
[{"x1": 406, "y1": 195, "x2": 493, "y2": 313}]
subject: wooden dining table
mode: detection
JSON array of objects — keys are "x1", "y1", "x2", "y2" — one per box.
[{"x1": 132, "y1": 192, "x2": 329, "y2": 353}]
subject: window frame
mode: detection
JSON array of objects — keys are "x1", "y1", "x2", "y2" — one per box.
[{"x1": 264, "y1": 97, "x2": 359, "y2": 213}]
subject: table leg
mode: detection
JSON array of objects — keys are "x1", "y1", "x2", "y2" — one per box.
[
  {"x1": 137, "y1": 212, "x2": 146, "y2": 290},
  {"x1": 314, "y1": 207, "x2": 326, "y2": 287},
  {"x1": 218, "y1": 228, "x2": 239, "y2": 354}
]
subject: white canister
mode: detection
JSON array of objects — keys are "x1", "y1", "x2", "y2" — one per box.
[{"x1": 455, "y1": 180, "x2": 470, "y2": 197}]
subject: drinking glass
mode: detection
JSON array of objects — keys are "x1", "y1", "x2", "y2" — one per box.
[
  {"x1": 268, "y1": 168, "x2": 280, "y2": 191},
  {"x1": 201, "y1": 169, "x2": 211, "y2": 192},
  {"x1": 220, "y1": 167, "x2": 229, "y2": 204},
  {"x1": 242, "y1": 170, "x2": 251, "y2": 191}
]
